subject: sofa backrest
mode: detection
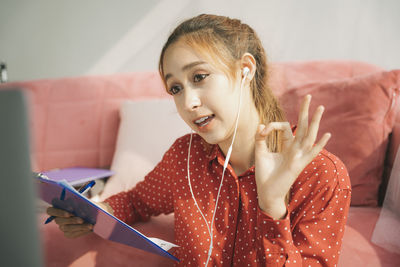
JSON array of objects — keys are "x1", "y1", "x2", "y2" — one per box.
[
  {"x1": 1, "y1": 72, "x2": 170, "y2": 171},
  {"x1": 1, "y1": 60, "x2": 398, "y2": 206}
]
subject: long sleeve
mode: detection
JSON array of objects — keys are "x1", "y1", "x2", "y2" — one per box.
[
  {"x1": 103, "y1": 141, "x2": 177, "y2": 226},
  {"x1": 99, "y1": 133, "x2": 351, "y2": 266},
  {"x1": 255, "y1": 150, "x2": 352, "y2": 266}
]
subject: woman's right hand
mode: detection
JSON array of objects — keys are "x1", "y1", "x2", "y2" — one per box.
[
  {"x1": 46, "y1": 201, "x2": 114, "y2": 238},
  {"x1": 46, "y1": 207, "x2": 93, "y2": 238}
]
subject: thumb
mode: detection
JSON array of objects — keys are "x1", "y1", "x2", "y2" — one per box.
[{"x1": 255, "y1": 124, "x2": 270, "y2": 153}]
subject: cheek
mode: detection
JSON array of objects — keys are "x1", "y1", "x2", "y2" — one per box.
[{"x1": 173, "y1": 99, "x2": 190, "y2": 123}]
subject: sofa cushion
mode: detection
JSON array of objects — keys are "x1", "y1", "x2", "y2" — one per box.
[
  {"x1": 339, "y1": 207, "x2": 400, "y2": 266},
  {"x1": 40, "y1": 213, "x2": 175, "y2": 267},
  {"x1": 278, "y1": 70, "x2": 400, "y2": 206},
  {"x1": 269, "y1": 60, "x2": 384, "y2": 95},
  {"x1": 99, "y1": 99, "x2": 188, "y2": 200}
]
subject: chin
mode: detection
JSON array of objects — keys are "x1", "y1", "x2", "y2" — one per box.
[{"x1": 196, "y1": 130, "x2": 231, "y2": 146}]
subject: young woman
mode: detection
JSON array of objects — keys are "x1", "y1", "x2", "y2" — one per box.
[{"x1": 48, "y1": 14, "x2": 351, "y2": 266}]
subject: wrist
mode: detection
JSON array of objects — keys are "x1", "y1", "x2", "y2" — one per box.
[
  {"x1": 259, "y1": 198, "x2": 287, "y2": 220},
  {"x1": 97, "y1": 201, "x2": 114, "y2": 215}
]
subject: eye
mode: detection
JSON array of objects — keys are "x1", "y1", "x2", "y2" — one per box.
[
  {"x1": 169, "y1": 85, "x2": 182, "y2": 95},
  {"x1": 193, "y1": 73, "x2": 209, "y2": 83}
]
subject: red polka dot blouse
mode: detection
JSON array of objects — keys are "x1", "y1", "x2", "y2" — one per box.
[{"x1": 105, "y1": 133, "x2": 351, "y2": 266}]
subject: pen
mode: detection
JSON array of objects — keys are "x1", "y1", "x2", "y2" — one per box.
[
  {"x1": 44, "y1": 180, "x2": 96, "y2": 224},
  {"x1": 78, "y1": 180, "x2": 96, "y2": 195}
]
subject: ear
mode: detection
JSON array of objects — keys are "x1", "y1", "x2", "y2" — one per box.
[{"x1": 240, "y1": 53, "x2": 257, "y2": 81}]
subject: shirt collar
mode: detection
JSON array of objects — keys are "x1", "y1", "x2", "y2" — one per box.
[
  {"x1": 207, "y1": 143, "x2": 221, "y2": 163},
  {"x1": 208, "y1": 144, "x2": 256, "y2": 177}
]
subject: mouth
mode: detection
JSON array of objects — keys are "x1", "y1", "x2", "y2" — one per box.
[{"x1": 193, "y1": 114, "x2": 215, "y2": 128}]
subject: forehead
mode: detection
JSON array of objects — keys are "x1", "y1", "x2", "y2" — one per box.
[{"x1": 163, "y1": 42, "x2": 206, "y2": 72}]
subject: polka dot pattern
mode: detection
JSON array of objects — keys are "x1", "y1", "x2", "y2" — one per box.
[{"x1": 105, "y1": 133, "x2": 352, "y2": 266}]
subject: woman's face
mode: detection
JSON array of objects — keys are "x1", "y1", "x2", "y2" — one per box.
[{"x1": 162, "y1": 42, "x2": 244, "y2": 145}]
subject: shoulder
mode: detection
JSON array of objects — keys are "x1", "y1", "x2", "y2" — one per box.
[
  {"x1": 291, "y1": 125, "x2": 350, "y2": 190},
  {"x1": 169, "y1": 133, "x2": 203, "y2": 150},
  {"x1": 299, "y1": 148, "x2": 350, "y2": 189},
  {"x1": 320, "y1": 149, "x2": 351, "y2": 190},
  {"x1": 289, "y1": 148, "x2": 351, "y2": 207}
]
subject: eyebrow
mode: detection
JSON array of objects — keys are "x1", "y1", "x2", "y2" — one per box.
[{"x1": 164, "y1": 61, "x2": 207, "y2": 82}]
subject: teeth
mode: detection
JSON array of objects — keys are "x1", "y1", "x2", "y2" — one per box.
[{"x1": 195, "y1": 116, "x2": 209, "y2": 124}]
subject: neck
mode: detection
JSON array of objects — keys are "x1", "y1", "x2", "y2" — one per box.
[{"x1": 218, "y1": 101, "x2": 260, "y2": 176}]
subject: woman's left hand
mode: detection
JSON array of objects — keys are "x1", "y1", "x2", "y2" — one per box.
[{"x1": 254, "y1": 94, "x2": 331, "y2": 219}]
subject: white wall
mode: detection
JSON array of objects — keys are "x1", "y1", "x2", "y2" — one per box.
[
  {"x1": 0, "y1": 0, "x2": 160, "y2": 81},
  {"x1": 1, "y1": 0, "x2": 399, "y2": 82}
]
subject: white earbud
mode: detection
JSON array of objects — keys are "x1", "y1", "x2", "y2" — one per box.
[{"x1": 242, "y1": 67, "x2": 250, "y2": 77}]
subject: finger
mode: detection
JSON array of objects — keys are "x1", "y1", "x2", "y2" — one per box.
[
  {"x1": 264, "y1": 122, "x2": 294, "y2": 142},
  {"x1": 303, "y1": 105, "x2": 325, "y2": 149},
  {"x1": 255, "y1": 124, "x2": 266, "y2": 140},
  {"x1": 47, "y1": 207, "x2": 73, "y2": 218},
  {"x1": 295, "y1": 94, "x2": 311, "y2": 143},
  {"x1": 255, "y1": 124, "x2": 269, "y2": 152},
  {"x1": 60, "y1": 223, "x2": 93, "y2": 233},
  {"x1": 309, "y1": 132, "x2": 331, "y2": 159},
  {"x1": 54, "y1": 216, "x2": 84, "y2": 226},
  {"x1": 261, "y1": 122, "x2": 295, "y2": 152}
]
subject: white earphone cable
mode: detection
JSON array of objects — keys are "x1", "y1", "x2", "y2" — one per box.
[
  {"x1": 187, "y1": 72, "x2": 247, "y2": 266},
  {"x1": 187, "y1": 133, "x2": 212, "y2": 238}
]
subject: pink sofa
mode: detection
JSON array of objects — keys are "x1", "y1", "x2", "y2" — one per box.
[{"x1": 2, "y1": 61, "x2": 400, "y2": 266}]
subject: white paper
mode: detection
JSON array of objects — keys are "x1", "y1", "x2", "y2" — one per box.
[{"x1": 148, "y1": 237, "x2": 179, "y2": 251}]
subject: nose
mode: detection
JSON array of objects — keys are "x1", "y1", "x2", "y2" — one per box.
[{"x1": 184, "y1": 89, "x2": 201, "y2": 111}]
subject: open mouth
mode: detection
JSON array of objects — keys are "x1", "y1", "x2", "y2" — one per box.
[{"x1": 194, "y1": 114, "x2": 215, "y2": 127}]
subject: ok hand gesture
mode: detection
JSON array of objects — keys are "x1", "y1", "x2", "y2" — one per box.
[{"x1": 254, "y1": 95, "x2": 331, "y2": 219}]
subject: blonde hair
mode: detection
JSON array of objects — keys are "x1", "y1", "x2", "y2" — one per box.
[{"x1": 159, "y1": 14, "x2": 287, "y2": 154}]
